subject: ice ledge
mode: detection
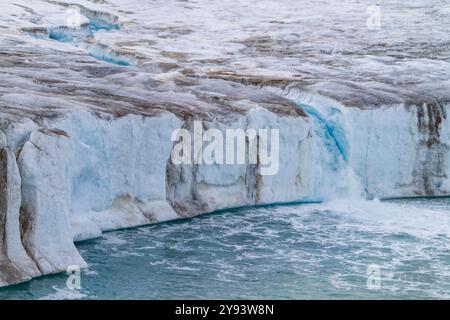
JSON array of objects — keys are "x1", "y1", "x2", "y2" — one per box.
[{"x1": 0, "y1": 103, "x2": 311, "y2": 287}]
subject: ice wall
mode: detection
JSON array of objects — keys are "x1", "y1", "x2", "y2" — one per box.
[
  {"x1": 1, "y1": 89, "x2": 450, "y2": 287},
  {"x1": 0, "y1": 132, "x2": 41, "y2": 286},
  {"x1": 1, "y1": 0, "x2": 449, "y2": 289},
  {"x1": 0, "y1": 105, "x2": 314, "y2": 286},
  {"x1": 271, "y1": 86, "x2": 450, "y2": 199}
]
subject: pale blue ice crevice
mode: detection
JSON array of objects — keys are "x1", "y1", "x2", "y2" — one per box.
[
  {"x1": 41, "y1": 13, "x2": 132, "y2": 66},
  {"x1": 88, "y1": 44, "x2": 132, "y2": 66},
  {"x1": 299, "y1": 102, "x2": 360, "y2": 199},
  {"x1": 47, "y1": 24, "x2": 93, "y2": 42}
]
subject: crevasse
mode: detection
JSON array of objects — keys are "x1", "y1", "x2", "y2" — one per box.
[{"x1": 1, "y1": 87, "x2": 450, "y2": 287}]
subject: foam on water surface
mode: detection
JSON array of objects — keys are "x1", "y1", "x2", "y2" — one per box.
[{"x1": 1, "y1": 198, "x2": 449, "y2": 299}]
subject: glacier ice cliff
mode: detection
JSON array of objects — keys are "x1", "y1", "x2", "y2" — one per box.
[{"x1": 0, "y1": 0, "x2": 450, "y2": 286}]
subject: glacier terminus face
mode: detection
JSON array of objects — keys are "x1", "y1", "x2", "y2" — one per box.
[{"x1": 0, "y1": 0, "x2": 449, "y2": 292}]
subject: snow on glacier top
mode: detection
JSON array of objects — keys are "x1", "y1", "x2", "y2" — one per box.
[{"x1": 0, "y1": 0, "x2": 449, "y2": 121}]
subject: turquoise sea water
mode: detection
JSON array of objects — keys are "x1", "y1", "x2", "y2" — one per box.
[{"x1": 1, "y1": 198, "x2": 450, "y2": 300}]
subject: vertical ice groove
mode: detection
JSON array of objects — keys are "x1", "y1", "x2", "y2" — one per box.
[
  {"x1": 30, "y1": 3, "x2": 130, "y2": 66},
  {"x1": 299, "y1": 103, "x2": 349, "y2": 163},
  {"x1": 265, "y1": 86, "x2": 364, "y2": 200}
]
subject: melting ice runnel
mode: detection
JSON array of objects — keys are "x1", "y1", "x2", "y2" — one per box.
[{"x1": 262, "y1": 86, "x2": 364, "y2": 200}]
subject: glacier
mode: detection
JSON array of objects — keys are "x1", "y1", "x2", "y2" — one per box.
[{"x1": 0, "y1": 0, "x2": 450, "y2": 286}]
